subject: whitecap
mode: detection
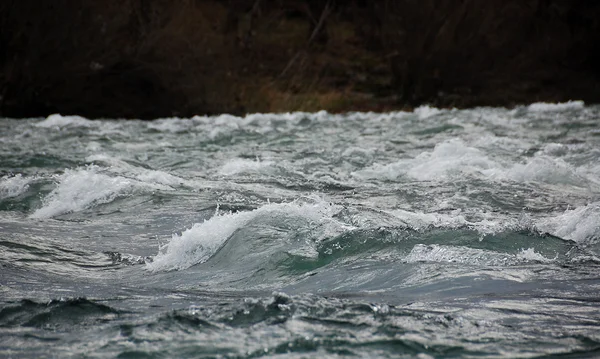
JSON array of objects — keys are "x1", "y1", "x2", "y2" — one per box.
[
  {"x1": 390, "y1": 208, "x2": 515, "y2": 235},
  {"x1": 147, "y1": 118, "x2": 192, "y2": 133},
  {"x1": 354, "y1": 139, "x2": 498, "y2": 181},
  {"x1": 345, "y1": 111, "x2": 411, "y2": 123},
  {"x1": 135, "y1": 170, "x2": 184, "y2": 187},
  {"x1": 147, "y1": 198, "x2": 352, "y2": 272},
  {"x1": 536, "y1": 202, "x2": 600, "y2": 244},
  {"x1": 31, "y1": 165, "x2": 167, "y2": 219},
  {"x1": 341, "y1": 147, "x2": 376, "y2": 166},
  {"x1": 353, "y1": 138, "x2": 594, "y2": 187},
  {"x1": 35, "y1": 114, "x2": 95, "y2": 128},
  {"x1": 503, "y1": 155, "x2": 585, "y2": 185},
  {"x1": 218, "y1": 158, "x2": 275, "y2": 176},
  {"x1": 517, "y1": 248, "x2": 555, "y2": 263},
  {"x1": 541, "y1": 143, "x2": 569, "y2": 156},
  {"x1": 414, "y1": 105, "x2": 443, "y2": 119},
  {"x1": 527, "y1": 100, "x2": 584, "y2": 112},
  {"x1": 0, "y1": 174, "x2": 32, "y2": 199},
  {"x1": 153, "y1": 111, "x2": 336, "y2": 139},
  {"x1": 404, "y1": 244, "x2": 513, "y2": 266},
  {"x1": 405, "y1": 244, "x2": 552, "y2": 266},
  {"x1": 86, "y1": 154, "x2": 184, "y2": 187}
]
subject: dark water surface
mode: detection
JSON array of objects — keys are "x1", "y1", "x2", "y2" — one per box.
[{"x1": 1, "y1": 102, "x2": 600, "y2": 358}]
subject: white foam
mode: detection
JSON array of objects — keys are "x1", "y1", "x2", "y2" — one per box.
[
  {"x1": 354, "y1": 139, "x2": 498, "y2": 181},
  {"x1": 86, "y1": 154, "x2": 184, "y2": 187},
  {"x1": 409, "y1": 140, "x2": 497, "y2": 180},
  {"x1": 517, "y1": 248, "x2": 555, "y2": 263},
  {"x1": 86, "y1": 141, "x2": 103, "y2": 152},
  {"x1": 218, "y1": 158, "x2": 275, "y2": 176},
  {"x1": 579, "y1": 161, "x2": 600, "y2": 187},
  {"x1": 390, "y1": 208, "x2": 514, "y2": 235},
  {"x1": 135, "y1": 170, "x2": 184, "y2": 187},
  {"x1": 527, "y1": 100, "x2": 584, "y2": 112},
  {"x1": 405, "y1": 244, "x2": 552, "y2": 266},
  {"x1": 504, "y1": 156, "x2": 584, "y2": 185},
  {"x1": 345, "y1": 111, "x2": 411, "y2": 123},
  {"x1": 536, "y1": 202, "x2": 600, "y2": 244},
  {"x1": 414, "y1": 105, "x2": 443, "y2": 119},
  {"x1": 541, "y1": 143, "x2": 569, "y2": 156},
  {"x1": 239, "y1": 110, "x2": 331, "y2": 128},
  {"x1": 144, "y1": 111, "x2": 340, "y2": 140},
  {"x1": 31, "y1": 165, "x2": 165, "y2": 219},
  {"x1": 86, "y1": 153, "x2": 122, "y2": 165},
  {"x1": 353, "y1": 138, "x2": 594, "y2": 187},
  {"x1": 137, "y1": 110, "x2": 425, "y2": 142},
  {"x1": 405, "y1": 244, "x2": 509, "y2": 265},
  {"x1": 35, "y1": 114, "x2": 95, "y2": 128},
  {"x1": 147, "y1": 199, "x2": 352, "y2": 272},
  {"x1": 341, "y1": 147, "x2": 376, "y2": 166},
  {"x1": 342, "y1": 147, "x2": 376, "y2": 158},
  {"x1": 147, "y1": 118, "x2": 192, "y2": 133},
  {"x1": 0, "y1": 174, "x2": 31, "y2": 199}
]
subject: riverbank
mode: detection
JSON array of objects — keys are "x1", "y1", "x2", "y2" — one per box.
[{"x1": 1, "y1": 0, "x2": 599, "y2": 119}]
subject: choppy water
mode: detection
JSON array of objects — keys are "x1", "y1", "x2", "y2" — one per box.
[{"x1": 1, "y1": 101, "x2": 600, "y2": 358}]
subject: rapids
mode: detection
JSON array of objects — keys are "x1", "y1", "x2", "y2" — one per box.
[{"x1": 1, "y1": 102, "x2": 599, "y2": 358}]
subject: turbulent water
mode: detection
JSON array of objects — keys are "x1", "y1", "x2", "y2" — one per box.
[{"x1": 1, "y1": 101, "x2": 600, "y2": 358}]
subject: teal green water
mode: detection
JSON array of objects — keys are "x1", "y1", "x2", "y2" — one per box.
[{"x1": 1, "y1": 102, "x2": 600, "y2": 358}]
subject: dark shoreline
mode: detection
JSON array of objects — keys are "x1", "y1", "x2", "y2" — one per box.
[{"x1": 1, "y1": 0, "x2": 599, "y2": 119}]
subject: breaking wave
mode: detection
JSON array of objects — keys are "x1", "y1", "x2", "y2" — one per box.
[
  {"x1": 0, "y1": 174, "x2": 32, "y2": 200},
  {"x1": 31, "y1": 165, "x2": 171, "y2": 218},
  {"x1": 353, "y1": 138, "x2": 596, "y2": 187},
  {"x1": 147, "y1": 197, "x2": 585, "y2": 273}
]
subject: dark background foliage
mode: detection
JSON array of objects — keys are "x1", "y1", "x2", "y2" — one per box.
[{"x1": 1, "y1": 0, "x2": 599, "y2": 118}]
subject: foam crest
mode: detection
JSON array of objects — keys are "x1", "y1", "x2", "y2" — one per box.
[
  {"x1": 135, "y1": 170, "x2": 184, "y2": 187},
  {"x1": 86, "y1": 154, "x2": 184, "y2": 187},
  {"x1": 409, "y1": 140, "x2": 497, "y2": 180},
  {"x1": 517, "y1": 248, "x2": 555, "y2": 263},
  {"x1": 414, "y1": 105, "x2": 444, "y2": 119},
  {"x1": 138, "y1": 110, "x2": 415, "y2": 136},
  {"x1": 405, "y1": 244, "x2": 552, "y2": 266},
  {"x1": 35, "y1": 114, "x2": 95, "y2": 128},
  {"x1": 354, "y1": 139, "x2": 497, "y2": 181},
  {"x1": 341, "y1": 147, "x2": 376, "y2": 166},
  {"x1": 504, "y1": 155, "x2": 584, "y2": 185},
  {"x1": 536, "y1": 202, "x2": 600, "y2": 244},
  {"x1": 0, "y1": 174, "x2": 32, "y2": 199},
  {"x1": 527, "y1": 100, "x2": 584, "y2": 112},
  {"x1": 344, "y1": 111, "x2": 411, "y2": 122},
  {"x1": 390, "y1": 208, "x2": 514, "y2": 235},
  {"x1": 541, "y1": 143, "x2": 569, "y2": 156},
  {"x1": 218, "y1": 158, "x2": 275, "y2": 176},
  {"x1": 207, "y1": 112, "x2": 328, "y2": 138},
  {"x1": 147, "y1": 199, "x2": 350, "y2": 272},
  {"x1": 242, "y1": 111, "x2": 329, "y2": 126},
  {"x1": 147, "y1": 118, "x2": 192, "y2": 133},
  {"x1": 354, "y1": 138, "x2": 592, "y2": 186},
  {"x1": 132, "y1": 109, "x2": 445, "y2": 138},
  {"x1": 188, "y1": 111, "x2": 330, "y2": 137},
  {"x1": 31, "y1": 166, "x2": 160, "y2": 218}
]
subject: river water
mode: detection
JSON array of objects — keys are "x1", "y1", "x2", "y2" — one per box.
[{"x1": 1, "y1": 102, "x2": 599, "y2": 358}]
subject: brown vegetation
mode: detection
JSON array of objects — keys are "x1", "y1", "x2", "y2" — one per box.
[{"x1": 1, "y1": 0, "x2": 599, "y2": 118}]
